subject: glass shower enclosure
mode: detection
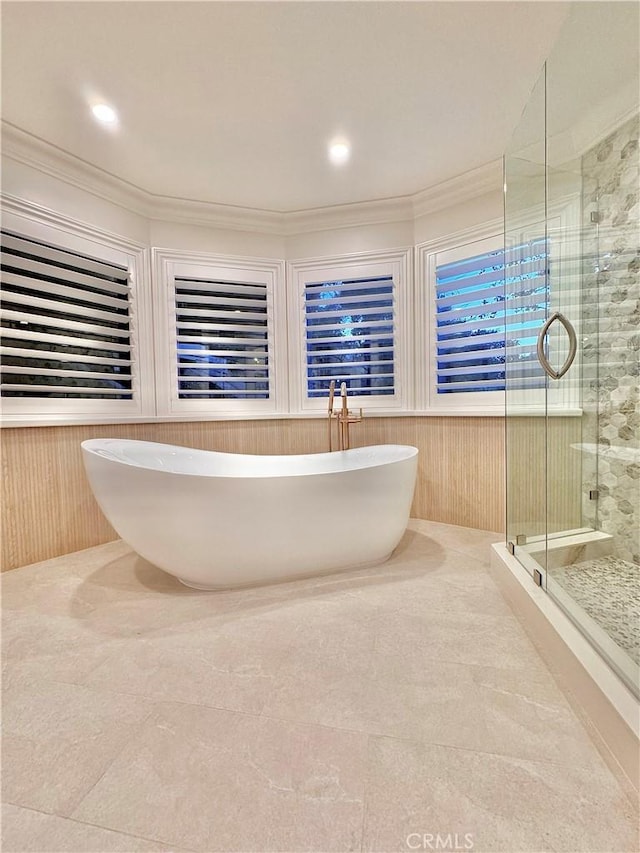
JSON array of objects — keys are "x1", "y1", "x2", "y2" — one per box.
[{"x1": 504, "y1": 3, "x2": 639, "y2": 695}]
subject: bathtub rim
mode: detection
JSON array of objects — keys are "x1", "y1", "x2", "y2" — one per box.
[{"x1": 81, "y1": 437, "x2": 419, "y2": 479}]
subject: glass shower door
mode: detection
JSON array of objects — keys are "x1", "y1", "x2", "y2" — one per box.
[
  {"x1": 505, "y1": 1, "x2": 639, "y2": 696},
  {"x1": 544, "y1": 158, "x2": 590, "y2": 544},
  {"x1": 543, "y1": 9, "x2": 640, "y2": 693},
  {"x1": 504, "y1": 65, "x2": 549, "y2": 584}
]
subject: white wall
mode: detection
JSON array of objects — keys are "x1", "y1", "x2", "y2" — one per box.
[
  {"x1": 2, "y1": 159, "x2": 150, "y2": 245},
  {"x1": 414, "y1": 191, "x2": 503, "y2": 244},
  {"x1": 149, "y1": 219, "x2": 285, "y2": 260},
  {"x1": 285, "y1": 220, "x2": 415, "y2": 259}
]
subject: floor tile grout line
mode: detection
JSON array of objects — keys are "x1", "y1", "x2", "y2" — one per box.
[
  {"x1": 360, "y1": 728, "x2": 637, "y2": 784},
  {"x1": 55, "y1": 650, "x2": 563, "y2": 718},
  {"x1": 63, "y1": 705, "x2": 159, "y2": 822},
  {"x1": 11, "y1": 656, "x2": 579, "y2": 740},
  {"x1": 9, "y1": 683, "x2": 607, "y2": 805},
  {"x1": 8, "y1": 640, "x2": 587, "y2": 765},
  {"x1": 359, "y1": 733, "x2": 374, "y2": 853},
  {"x1": 1, "y1": 799, "x2": 198, "y2": 852},
  {"x1": 253, "y1": 709, "x2": 610, "y2": 774}
]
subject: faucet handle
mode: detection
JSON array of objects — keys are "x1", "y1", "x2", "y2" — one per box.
[{"x1": 328, "y1": 379, "x2": 336, "y2": 415}]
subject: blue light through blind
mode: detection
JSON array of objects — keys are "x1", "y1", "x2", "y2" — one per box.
[
  {"x1": 174, "y1": 278, "x2": 269, "y2": 400},
  {"x1": 305, "y1": 276, "x2": 394, "y2": 398},
  {"x1": 435, "y1": 238, "x2": 548, "y2": 393}
]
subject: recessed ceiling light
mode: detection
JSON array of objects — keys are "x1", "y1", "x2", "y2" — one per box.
[
  {"x1": 91, "y1": 103, "x2": 118, "y2": 124},
  {"x1": 328, "y1": 141, "x2": 350, "y2": 165}
]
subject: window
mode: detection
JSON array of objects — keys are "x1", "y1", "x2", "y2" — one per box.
[
  {"x1": 0, "y1": 210, "x2": 152, "y2": 425},
  {"x1": 435, "y1": 237, "x2": 548, "y2": 394},
  {"x1": 175, "y1": 277, "x2": 270, "y2": 401},
  {"x1": 154, "y1": 251, "x2": 286, "y2": 417},
  {"x1": 418, "y1": 230, "x2": 551, "y2": 412},
  {"x1": 6, "y1": 201, "x2": 574, "y2": 424},
  {"x1": 1, "y1": 230, "x2": 133, "y2": 399},
  {"x1": 304, "y1": 275, "x2": 394, "y2": 398},
  {"x1": 288, "y1": 251, "x2": 411, "y2": 412}
]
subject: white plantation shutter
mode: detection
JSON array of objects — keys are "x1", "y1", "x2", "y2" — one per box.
[
  {"x1": 1, "y1": 230, "x2": 134, "y2": 400},
  {"x1": 304, "y1": 275, "x2": 395, "y2": 398},
  {"x1": 174, "y1": 276, "x2": 270, "y2": 400},
  {"x1": 435, "y1": 238, "x2": 548, "y2": 394}
]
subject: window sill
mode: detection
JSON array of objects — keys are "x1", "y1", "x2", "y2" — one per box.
[{"x1": 1, "y1": 406, "x2": 585, "y2": 428}]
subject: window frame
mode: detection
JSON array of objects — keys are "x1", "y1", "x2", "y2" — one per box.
[
  {"x1": 417, "y1": 202, "x2": 581, "y2": 416},
  {"x1": 0, "y1": 200, "x2": 154, "y2": 426},
  {"x1": 4, "y1": 197, "x2": 583, "y2": 427},
  {"x1": 427, "y1": 232, "x2": 507, "y2": 411},
  {"x1": 287, "y1": 249, "x2": 413, "y2": 414},
  {"x1": 153, "y1": 248, "x2": 287, "y2": 419},
  {"x1": 416, "y1": 221, "x2": 505, "y2": 414}
]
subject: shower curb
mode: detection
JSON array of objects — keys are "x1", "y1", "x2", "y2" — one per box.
[{"x1": 489, "y1": 542, "x2": 639, "y2": 800}]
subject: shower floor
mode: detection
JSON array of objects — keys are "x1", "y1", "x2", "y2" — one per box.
[{"x1": 550, "y1": 556, "x2": 640, "y2": 666}]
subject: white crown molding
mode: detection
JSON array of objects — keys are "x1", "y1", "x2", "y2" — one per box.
[
  {"x1": 282, "y1": 195, "x2": 415, "y2": 236},
  {"x1": 146, "y1": 195, "x2": 285, "y2": 235},
  {"x1": 2, "y1": 122, "x2": 152, "y2": 219},
  {"x1": 1, "y1": 122, "x2": 287, "y2": 235},
  {"x1": 0, "y1": 192, "x2": 149, "y2": 253},
  {"x1": 412, "y1": 159, "x2": 503, "y2": 219},
  {"x1": 415, "y1": 217, "x2": 503, "y2": 254},
  {"x1": 550, "y1": 101, "x2": 639, "y2": 167},
  {"x1": 2, "y1": 121, "x2": 501, "y2": 237}
]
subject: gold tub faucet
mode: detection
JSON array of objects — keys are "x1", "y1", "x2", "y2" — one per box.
[{"x1": 327, "y1": 380, "x2": 363, "y2": 451}]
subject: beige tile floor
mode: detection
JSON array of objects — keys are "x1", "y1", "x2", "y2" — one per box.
[{"x1": 2, "y1": 519, "x2": 638, "y2": 853}]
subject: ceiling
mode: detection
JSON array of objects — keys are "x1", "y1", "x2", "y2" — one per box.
[{"x1": 1, "y1": 1, "x2": 571, "y2": 213}]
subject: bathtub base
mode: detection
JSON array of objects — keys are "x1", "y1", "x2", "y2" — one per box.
[{"x1": 176, "y1": 552, "x2": 395, "y2": 591}]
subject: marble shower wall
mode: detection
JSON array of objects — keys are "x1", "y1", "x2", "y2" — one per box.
[{"x1": 581, "y1": 114, "x2": 640, "y2": 565}]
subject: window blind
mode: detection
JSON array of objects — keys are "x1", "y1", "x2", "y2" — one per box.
[
  {"x1": 0, "y1": 230, "x2": 133, "y2": 399},
  {"x1": 435, "y1": 238, "x2": 548, "y2": 394},
  {"x1": 304, "y1": 275, "x2": 394, "y2": 398},
  {"x1": 174, "y1": 277, "x2": 270, "y2": 399}
]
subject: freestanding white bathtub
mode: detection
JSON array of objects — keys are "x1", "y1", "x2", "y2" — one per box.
[{"x1": 81, "y1": 439, "x2": 418, "y2": 589}]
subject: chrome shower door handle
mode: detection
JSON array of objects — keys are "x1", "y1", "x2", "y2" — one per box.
[{"x1": 536, "y1": 311, "x2": 578, "y2": 380}]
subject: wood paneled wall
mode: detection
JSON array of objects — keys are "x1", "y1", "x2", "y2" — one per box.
[
  {"x1": 506, "y1": 417, "x2": 583, "y2": 538},
  {"x1": 1, "y1": 416, "x2": 507, "y2": 571}
]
